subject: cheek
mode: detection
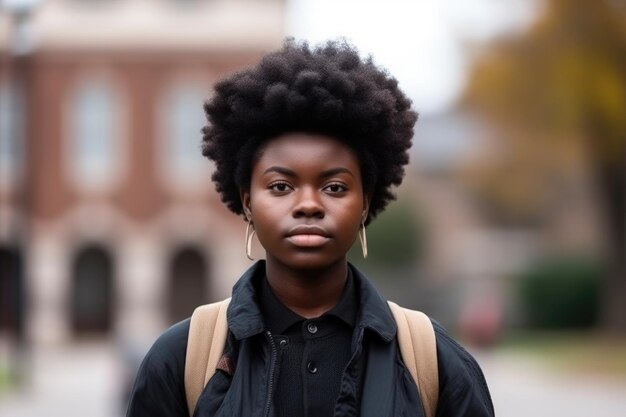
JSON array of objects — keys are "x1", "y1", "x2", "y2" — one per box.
[
  {"x1": 334, "y1": 200, "x2": 365, "y2": 236},
  {"x1": 249, "y1": 195, "x2": 280, "y2": 234},
  {"x1": 337, "y1": 194, "x2": 366, "y2": 219}
]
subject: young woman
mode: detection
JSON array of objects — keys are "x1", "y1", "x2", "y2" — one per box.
[{"x1": 126, "y1": 39, "x2": 494, "y2": 417}]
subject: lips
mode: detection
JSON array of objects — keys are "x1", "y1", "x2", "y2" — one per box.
[{"x1": 286, "y1": 225, "x2": 331, "y2": 247}]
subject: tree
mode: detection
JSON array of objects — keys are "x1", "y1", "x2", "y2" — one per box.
[{"x1": 463, "y1": 0, "x2": 626, "y2": 332}]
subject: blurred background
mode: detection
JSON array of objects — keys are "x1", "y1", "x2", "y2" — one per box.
[{"x1": 0, "y1": 0, "x2": 625, "y2": 416}]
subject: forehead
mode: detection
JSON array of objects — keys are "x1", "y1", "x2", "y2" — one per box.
[{"x1": 254, "y1": 133, "x2": 360, "y2": 170}]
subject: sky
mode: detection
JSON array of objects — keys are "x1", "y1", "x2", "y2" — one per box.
[
  {"x1": 2, "y1": 0, "x2": 539, "y2": 116},
  {"x1": 285, "y1": 0, "x2": 538, "y2": 115}
]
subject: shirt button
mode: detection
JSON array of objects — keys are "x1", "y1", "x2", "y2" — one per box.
[
  {"x1": 279, "y1": 339, "x2": 288, "y2": 348},
  {"x1": 307, "y1": 361, "x2": 318, "y2": 374},
  {"x1": 307, "y1": 322, "x2": 318, "y2": 334}
]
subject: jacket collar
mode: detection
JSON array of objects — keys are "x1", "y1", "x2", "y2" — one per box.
[
  {"x1": 350, "y1": 263, "x2": 397, "y2": 342},
  {"x1": 226, "y1": 260, "x2": 397, "y2": 343}
]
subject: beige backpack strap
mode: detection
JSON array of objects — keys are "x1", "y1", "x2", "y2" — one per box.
[
  {"x1": 184, "y1": 298, "x2": 231, "y2": 416},
  {"x1": 388, "y1": 301, "x2": 439, "y2": 417}
]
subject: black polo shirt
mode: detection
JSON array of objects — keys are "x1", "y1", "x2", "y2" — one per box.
[{"x1": 259, "y1": 270, "x2": 357, "y2": 417}]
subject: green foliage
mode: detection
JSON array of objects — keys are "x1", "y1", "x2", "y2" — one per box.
[
  {"x1": 0, "y1": 365, "x2": 14, "y2": 394},
  {"x1": 348, "y1": 199, "x2": 424, "y2": 270},
  {"x1": 518, "y1": 255, "x2": 602, "y2": 329}
]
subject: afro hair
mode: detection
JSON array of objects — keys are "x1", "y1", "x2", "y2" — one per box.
[{"x1": 201, "y1": 39, "x2": 417, "y2": 224}]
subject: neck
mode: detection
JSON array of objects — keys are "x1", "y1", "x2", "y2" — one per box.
[{"x1": 265, "y1": 257, "x2": 348, "y2": 319}]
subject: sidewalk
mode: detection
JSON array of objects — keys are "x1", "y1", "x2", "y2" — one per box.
[
  {"x1": 1, "y1": 344, "x2": 625, "y2": 417},
  {"x1": 0, "y1": 343, "x2": 125, "y2": 417},
  {"x1": 475, "y1": 349, "x2": 626, "y2": 417}
]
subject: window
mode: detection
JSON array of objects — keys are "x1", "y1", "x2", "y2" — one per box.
[
  {"x1": 67, "y1": 79, "x2": 120, "y2": 188},
  {"x1": 161, "y1": 85, "x2": 210, "y2": 187},
  {"x1": 0, "y1": 82, "x2": 23, "y2": 187}
]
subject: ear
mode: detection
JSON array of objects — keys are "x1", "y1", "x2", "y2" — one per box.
[
  {"x1": 240, "y1": 189, "x2": 252, "y2": 221},
  {"x1": 361, "y1": 193, "x2": 371, "y2": 224}
]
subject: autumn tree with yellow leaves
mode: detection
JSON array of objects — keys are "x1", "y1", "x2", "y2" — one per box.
[{"x1": 463, "y1": 0, "x2": 626, "y2": 332}]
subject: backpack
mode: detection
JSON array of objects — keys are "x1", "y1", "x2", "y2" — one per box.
[{"x1": 184, "y1": 298, "x2": 438, "y2": 417}]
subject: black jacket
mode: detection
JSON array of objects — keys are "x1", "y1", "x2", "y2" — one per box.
[{"x1": 126, "y1": 261, "x2": 495, "y2": 417}]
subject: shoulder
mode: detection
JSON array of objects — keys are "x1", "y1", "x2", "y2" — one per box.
[
  {"x1": 143, "y1": 318, "x2": 190, "y2": 369},
  {"x1": 431, "y1": 319, "x2": 495, "y2": 416},
  {"x1": 126, "y1": 319, "x2": 191, "y2": 417},
  {"x1": 431, "y1": 319, "x2": 489, "y2": 391},
  {"x1": 130, "y1": 319, "x2": 191, "y2": 387}
]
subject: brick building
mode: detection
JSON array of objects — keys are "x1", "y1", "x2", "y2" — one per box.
[{"x1": 0, "y1": 0, "x2": 285, "y2": 350}]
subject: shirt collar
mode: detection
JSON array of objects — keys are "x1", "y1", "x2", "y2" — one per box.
[
  {"x1": 259, "y1": 268, "x2": 357, "y2": 335},
  {"x1": 324, "y1": 267, "x2": 357, "y2": 328},
  {"x1": 228, "y1": 260, "x2": 396, "y2": 342},
  {"x1": 259, "y1": 276, "x2": 303, "y2": 334}
]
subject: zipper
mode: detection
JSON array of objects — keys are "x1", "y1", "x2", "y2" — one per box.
[{"x1": 263, "y1": 330, "x2": 278, "y2": 417}]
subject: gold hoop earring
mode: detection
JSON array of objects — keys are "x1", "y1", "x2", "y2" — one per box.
[
  {"x1": 245, "y1": 222, "x2": 256, "y2": 260},
  {"x1": 358, "y1": 223, "x2": 368, "y2": 259}
]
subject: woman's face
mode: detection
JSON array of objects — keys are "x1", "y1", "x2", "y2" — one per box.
[{"x1": 241, "y1": 133, "x2": 369, "y2": 271}]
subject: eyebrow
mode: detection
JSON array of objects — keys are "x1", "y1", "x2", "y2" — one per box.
[{"x1": 262, "y1": 166, "x2": 355, "y2": 178}]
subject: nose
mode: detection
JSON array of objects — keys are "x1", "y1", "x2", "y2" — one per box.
[{"x1": 293, "y1": 187, "x2": 325, "y2": 219}]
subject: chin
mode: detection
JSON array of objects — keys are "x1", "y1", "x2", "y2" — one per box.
[{"x1": 288, "y1": 254, "x2": 345, "y2": 272}]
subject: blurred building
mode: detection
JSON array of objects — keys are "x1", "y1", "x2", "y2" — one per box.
[
  {"x1": 408, "y1": 109, "x2": 604, "y2": 334},
  {"x1": 0, "y1": 0, "x2": 285, "y2": 350}
]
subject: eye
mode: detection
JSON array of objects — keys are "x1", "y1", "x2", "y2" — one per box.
[
  {"x1": 324, "y1": 182, "x2": 347, "y2": 194},
  {"x1": 268, "y1": 181, "x2": 292, "y2": 193}
]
